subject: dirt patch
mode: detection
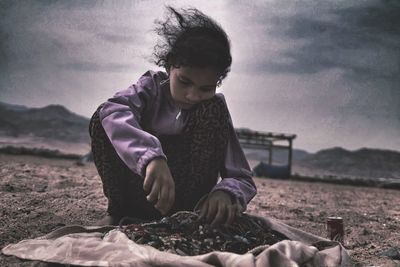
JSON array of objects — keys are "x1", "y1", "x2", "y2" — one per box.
[{"x1": 1, "y1": 154, "x2": 399, "y2": 266}]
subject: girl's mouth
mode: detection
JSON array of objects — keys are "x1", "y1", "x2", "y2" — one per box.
[{"x1": 176, "y1": 101, "x2": 195, "y2": 109}]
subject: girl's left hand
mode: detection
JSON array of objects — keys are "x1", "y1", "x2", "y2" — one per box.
[{"x1": 198, "y1": 190, "x2": 241, "y2": 227}]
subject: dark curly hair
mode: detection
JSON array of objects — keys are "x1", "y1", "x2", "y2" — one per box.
[{"x1": 149, "y1": 5, "x2": 232, "y2": 87}]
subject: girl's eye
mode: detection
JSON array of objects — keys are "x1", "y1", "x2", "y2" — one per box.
[
  {"x1": 178, "y1": 78, "x2": 215, "y2": 92},
  {"x1": 201, "y1": 87, "x2": 215, "y2": 93},
  {"x1": 179, "y1": 79, "x2": 190, "y2": 85}
]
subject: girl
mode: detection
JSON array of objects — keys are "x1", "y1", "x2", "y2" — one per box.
[{"x1": 89, "y1": 6, "x2": 256, "y2": 227}]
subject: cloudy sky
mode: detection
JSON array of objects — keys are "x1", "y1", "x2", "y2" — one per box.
[{"x1": 0, "y1": 0, "x2": 399, "y2": 153}]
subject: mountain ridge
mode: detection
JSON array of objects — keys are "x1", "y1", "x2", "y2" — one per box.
[
  {"x1": 1, "y1": 101, "x2": 399, "y2": 179},
  {"x1": 0, "y1": 101, "x2": 90, "y2": 143}
]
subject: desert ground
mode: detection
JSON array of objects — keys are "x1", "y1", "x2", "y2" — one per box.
[{"x1": 1, "y1": 153, "x2": 399, "y2": 266}]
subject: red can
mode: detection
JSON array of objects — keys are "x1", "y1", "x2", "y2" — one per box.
[{"x1": 326, "y1": 217, "x2": 344, "y2": 243}]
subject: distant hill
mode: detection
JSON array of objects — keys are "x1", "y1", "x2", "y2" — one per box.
[
  {"x1": 0, "y1": 101, "x2": 90, "y2": 143},
  {"x1": 1, "y1": 101, "x2": 399, "y2": 180},
  {"x1": 243, "y1": 145, "x2": 400, "y2": 180},
  {"x1": 243, "y1": 148, "x2": 311, "y2": 164},
  {"x1": 297, "y1": 147, "x2": 400, "y2": 179}
]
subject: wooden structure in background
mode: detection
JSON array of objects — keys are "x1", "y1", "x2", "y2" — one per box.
[{"x1": 235, "y1": 128, "x2": 297, "y2": 177}]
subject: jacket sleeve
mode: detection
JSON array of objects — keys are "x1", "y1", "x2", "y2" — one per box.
[
  {"x1": 211, "y1": 98, "x2": 257, "y2": 211},
  {"x1": 99, "y1": 70, "x2": 166, "y2": 178}
]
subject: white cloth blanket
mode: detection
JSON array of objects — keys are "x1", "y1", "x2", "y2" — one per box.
[{"x1": 2, "y1": 215, "x2": 351, "y2": 266}]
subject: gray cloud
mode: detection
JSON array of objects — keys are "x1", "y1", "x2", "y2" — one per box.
[
  {"x1": 233, "y1": 0, "x2": 399, "y2": 84},
  {"x1": 0, "y1": 0, "x2": 148, "y2": 74},
  {"x1": 0, "y1": 0, "x2": 399, "y2": 152},
  {"x1": 58, "y1": 61, "x2": 133, "y2": 72},
  {"x1": 267, "y1": 0, "x2": 400, "y2": 80},
  {"x1": 223, "y1": 0, "x2": 399, "y2": 151},
  {"x1": 95, "y1": 32, "x2": 139, "y2": 43}
]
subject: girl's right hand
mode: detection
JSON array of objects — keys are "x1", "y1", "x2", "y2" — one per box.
[{"x1": 143, "y1": 158, "x2": 175, "y2": 215}]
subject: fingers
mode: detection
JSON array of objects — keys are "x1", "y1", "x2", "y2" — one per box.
[
  {"x1": 211, "y1": 202, "x2": 226, "y2": 227},
  {"x1": 167, "y1": 186, "x2": 175, "y2": 213},
  {"x1": 154, "y1": 185, "x2": 167, "y2": 213},
  {"x1": 146, "y1": 179, "x2": 160, "y2": 204},
  {"x1": 198, "y1": 193, "x2": 241, "y2": 227},
  {"x1": 143, "y1": 159, "x2": 176, "y2": 215},
  {"x1": 199, "y1": 199, "x2": 209, "y2": 221},
  {"x1": 234, "y1": 202, "x2": 242, "y2": 217},
  {"x1": 155, "y1": 180, "x2": 174, "y2": 215},
  {"x1": 143, "y1": 173, "x2": 155, "y2": 192},
  {"x1": 225, "y1": 204, "x2": 236, "y2": 226},
  {"x1": 206, "y1": 199, "x2": 218, "y2": 223}
]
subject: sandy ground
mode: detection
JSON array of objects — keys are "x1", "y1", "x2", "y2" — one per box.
[{"x1": 0, "y1": 154, "x2": 399, "y2": 266}]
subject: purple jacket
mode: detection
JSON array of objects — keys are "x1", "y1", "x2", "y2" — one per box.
[{"x1": 99, "y1": 70, "x2": 257, "y2": 210}]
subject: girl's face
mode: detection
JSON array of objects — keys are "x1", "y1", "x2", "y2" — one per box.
[{"x1": 169, "y1": 66, "x2": 220, "y2": 109}]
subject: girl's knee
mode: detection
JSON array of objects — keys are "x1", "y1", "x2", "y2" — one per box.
[
  {"x1": 189, "y1": 96, "x2": 229, "y2": 128},
  {"x1": 89, "y1": 104, "x2": 105, "y2": 139},
  {"x1": 197, "y1": 95, "x2": 227, "y2": 112}
]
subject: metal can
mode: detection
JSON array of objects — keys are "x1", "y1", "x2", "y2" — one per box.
[{"x1": 326, "y1": 217, "x2": 344, "y2": 243}]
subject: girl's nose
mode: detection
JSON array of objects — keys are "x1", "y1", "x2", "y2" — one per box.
[{"x1": 185, "y1": 87, "x2": 201, "y2": 103}]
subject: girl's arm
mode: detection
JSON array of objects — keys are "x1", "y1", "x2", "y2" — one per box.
[
  {"x1": 100, "y1": 70, "x2": 175, "y2": 214},
  {"x1": 211, "y1": 122, "x2": 257, "y2": 212},
  {"x1": 99, "y1": 70, "x2": 167, "y2": 178},
  {"x1": 210, "y1": 100, "x2": 257, "y2": 212}
]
